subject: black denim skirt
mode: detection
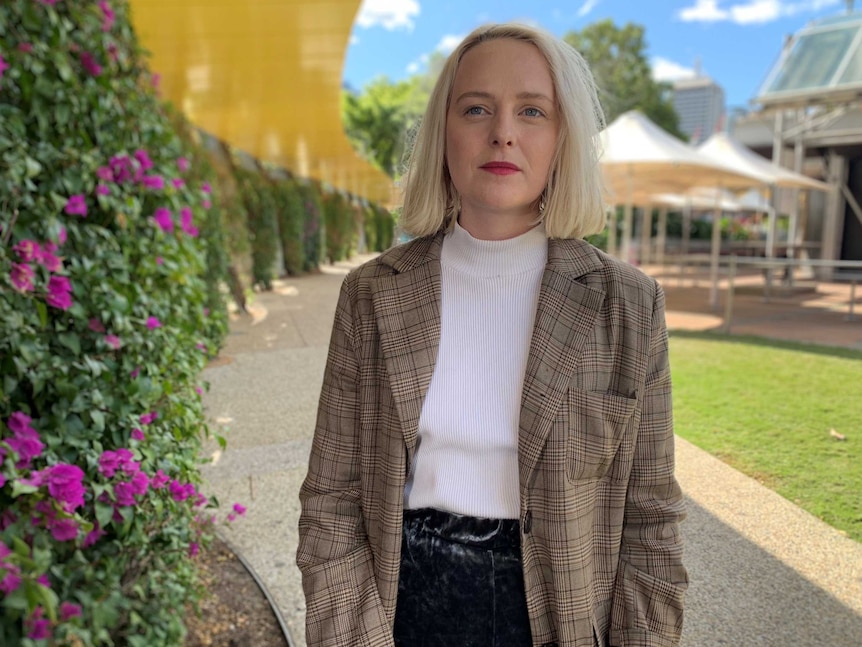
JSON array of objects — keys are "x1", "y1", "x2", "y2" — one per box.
[{"x1": 393, "y1": 507, "x2": 533, "y2": 647}]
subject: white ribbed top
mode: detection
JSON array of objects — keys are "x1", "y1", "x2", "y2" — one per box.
[{"x1": 404, "y1": 221, "x2": 547, "y2": 519}]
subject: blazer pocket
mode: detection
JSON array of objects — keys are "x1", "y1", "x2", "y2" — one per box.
[{"x1": 565, "y1": 388, "x2": 637, "y2": 481}]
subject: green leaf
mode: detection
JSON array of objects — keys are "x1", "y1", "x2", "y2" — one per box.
[
  {"x1": 57, "y1": 332, "x2": 80, "y2": 355},
  {"x1": 90, "y1": 409, "x2": 105, "y2": 432},
  {"x1": 95, "y1": 501, "x2": 114, "y2": 528},
  {"x1": 11, "y1": 481, "x2": 39, "y2": 498},
  {"x1": 35, "y1": 300, "x2": 47, "y2": 328},
  {"x1": 216, "y1": 434, "x2": 227, "y2": 451}
]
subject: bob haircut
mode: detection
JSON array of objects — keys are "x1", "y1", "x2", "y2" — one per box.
[{"x1": 399, "y1": 22, "x2": 607, "y2": 240}]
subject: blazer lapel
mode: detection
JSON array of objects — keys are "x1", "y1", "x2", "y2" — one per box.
[
  {"x1": 518, "y1": 238, "x2": 606, "y2": 490},
  {"x1": 371, "y1": 234, "x2": 444, "y2": 462}
]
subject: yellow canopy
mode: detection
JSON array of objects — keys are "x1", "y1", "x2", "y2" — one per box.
[{"x1": 129, "y1": 0, "x2": 397, "y2": 206}]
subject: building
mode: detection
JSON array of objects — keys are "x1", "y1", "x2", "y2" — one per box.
[{"x1": 672, "y1": 76, "x2": 726, "y2": 144}]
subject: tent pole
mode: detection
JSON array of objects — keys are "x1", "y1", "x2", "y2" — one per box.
[
  {"x1": 656, "y1": 206, "x2": 668, "y2": 268},
  {"x1": 640, "y1": 204, "x2": 652, "y2": 265},
  {"x1": 622, "y1": 202, "x2": 634, "y2": 264},
  {"x1": 766, "y1": 185, "x2": 777, "y2": 258},
  {"x1": 709, "y1": 190, "x2": 723, "y2": 309}
]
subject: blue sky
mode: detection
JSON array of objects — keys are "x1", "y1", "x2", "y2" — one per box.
[{"x1": 343, "y1": 0, "x2": 849, "y2": 110}]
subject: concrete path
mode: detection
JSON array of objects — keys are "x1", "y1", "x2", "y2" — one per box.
[{"x1": 199, "y1": 257, "x2": 862, "y2": 647}]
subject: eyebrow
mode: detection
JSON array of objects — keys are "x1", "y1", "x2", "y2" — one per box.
[{"x1": 453, "y1": 90, "x2": 554, "y2": 104}]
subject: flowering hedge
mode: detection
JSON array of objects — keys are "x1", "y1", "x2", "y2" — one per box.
[{"x1": 0, "y1": 0, "x2": 233, "y2": 644}]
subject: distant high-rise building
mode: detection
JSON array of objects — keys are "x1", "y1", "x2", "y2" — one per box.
[{"x1": 672, "y1": 76, "x2": 725, "y2": 144}]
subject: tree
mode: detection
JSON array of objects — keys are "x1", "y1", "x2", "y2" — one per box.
[
  {"x1": 564, "y1": 20, "x2": 685, "y2": 138},
  {"x1": 342, "y1": 76, "x2": 429, "y2": 179}
]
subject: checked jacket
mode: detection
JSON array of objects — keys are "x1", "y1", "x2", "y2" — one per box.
[{"x1": 297, "y1": 231, "x2": 688, "y2": 647}]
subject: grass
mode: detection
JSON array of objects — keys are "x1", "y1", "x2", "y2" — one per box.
[{"x1": 669, "y1": 331, "x2": 862, "y2": 543}]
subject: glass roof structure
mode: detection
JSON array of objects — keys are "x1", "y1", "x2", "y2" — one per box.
[
  {"x1": 757, "y1": 11, "x2": 862, "y2": 107},
  {"x1": 128, "y1": 0, "x2": 396, "y2": 206}
]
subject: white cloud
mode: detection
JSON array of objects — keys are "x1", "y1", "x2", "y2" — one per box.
[
  {"x1": 349, "y1": 35, "x2": 360, "y2": 46},
  {"x1": 405, "y1": 53, "x2": 430, "y2": 74},
  {"x1": 677, "y1": 0, "x2": 841, "y2": 25},
  {"x1": 356, "y1": 0, "x2": 421, "y2": 30},
  {"x1": 436, "y1": 34, "x2": 465, "y2": 55},
  {"x1": 577, "y1": 0, "x2": 602, "y2": 17},
  {"x1": 652, "y1": 57, "x2": 699, "y2": 82}
]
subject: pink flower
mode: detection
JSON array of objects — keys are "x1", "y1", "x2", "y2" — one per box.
[
  {"x1": 146, "y1": 316, "x2": 162, "y2": 330},
  {"x1": 110, "y1": 155, "x2": 133, "y2": 183},
  {"x1": 130, "y1": 366, "x2": 140, "y2": 379},
  {"x1": 0, "y1": 55, "x2": 9, "y2": 90},
  {"x1": 37, "y1": 574, "x2": 50, "y2": 587},
  {"x1": 113, "y1": 481, "x2": 136, "y2": 506},
  {"x1": 177, "y1": 157, "x2": 189, "y2": 173},
  {"x1": 150, "y1": 470, "x2": 169, "y2": 489},
  {"x1": 46, "y1": 275, "x2": 73, "y2": 310},
  {"x1": 0, "y1": 542, "x2": 10, "y2": 561},
  {"x1": 64, "y1": 194, "x2": 87, "y2": 216},
  {"x1": 152, "y1": 73, "x2": 161, "y2": 89},
  {"x1": 99, "y1": 0, "x2": 115, "y2": 31},
  {"x1": 96, "y1": 184, "x2": 110, "y2": 196},
  {"x1": 196, "y1": 343, "x2": 207, "y2": 352},
  {"x1": 156, "y1": 256, "x2": 164, "y2": 265},
  {"x1": 26, "y1": 607, "x2": 50, "y2": 641},
  {"x1": 105, "y1": 334, "x2": 121, "y2": 349},
  {"x1": 60, "y1": 601, "x2": 82, "y2": 621},
  {"x1": 7, "y1": 432, "x2": 44, "y2": 469},
  {"x1": 134, "y1": 149, "x2": 153, "y2": 170},
  {"x1": 153, "y1": 207, "x2": 173, "y2": 233},
  {"x1": 139, "y1": 411, "x2": 158, "y2": 425},
  {"x1": 49, "y1": 518, "x2": 79, "y2": 541},
  {"x1": 57, "y1": 227, "x2": 67, "y2": 245},
  {"x1": 10, "y1": 263, "x2": 34, "y2": 292},
  {"x1": 227, "y1": 513, "x2": 237, "y2": 522},
  {"x1": 130, "y1": 428, "x2": 145, "y2": 442},
  {"x1": 80, "y1": 51, "x2": 102, "y2": 77},
  {"x1": 19, "y1": 469, "x2": 47, "y2": 488},
  {"x1": 0, "y1": 572, "x2": 22, "y2": 595},
  {"x1": 195, "y1": 386, "x2": 203, "y2": 396},
  {"x1": 98, "y1": 450, "x2": 121, "y2": 478},
  {"x1": 8, "y1": 412, "x2": 35, "y2": 435},
  {"x1": 233, "y1": 503, "x2": 247, "y2": 516},
  {"x1": 201, "y1": 182, "x2": 212, "y2": 194},
  {"x1": 83, "y1": 523, "x2": 104, "y2": 548},
  {"x1": 37, "y1": 242, "x2": 61, "y2": 272},
  {"x1": 13, "y1": 239, "x2": 40, "y2": 262},
  {"x1": 130, "y1": 471, "x2": 149, "y2": 496},
  {"x1": 193, "y1": 493, "x2": 208, "y2": 507},
  {"x1": 88, "y1": 318, "x2": 106, "y2": 333},
  {"x1": 96, "y1": 166, "x2": 114, "y2": 181},
  {"x1": 202, "y1": 199, "x2": 212, "y2": 209},
  {"x1": 18, "y1": 43, "x2": 34, "y2": 54},
  {"x1": 180, "y1": 207, "x2": 199, "y2": 237},
  {"x1": 172, "y1": 178, "x2": 185, "y2": 189},
  {"x1": 169, "y1": 479, "x2": 195, "y2": 502},
  {"x1": 142, "y1": 175, "x2": 164, "y2": 190},
  {"x1": 45, "y1": 464, "x2": 86, "y2": 510},
  {"x1": 188, "y1": 542, "x2": 200, "y2": 558},
  {"x1": 34, "y1": 500, "x2": 56, "y2": 522}
]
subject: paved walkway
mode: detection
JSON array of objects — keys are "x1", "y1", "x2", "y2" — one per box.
[{"x1": 199, "y1": 257, "x2": 862, "y2": 646}]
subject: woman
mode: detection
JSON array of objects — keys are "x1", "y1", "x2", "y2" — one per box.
[{"x1": 297, "y1": 22, "x2": 688, "y2": 647}]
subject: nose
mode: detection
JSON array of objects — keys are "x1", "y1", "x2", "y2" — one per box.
[{"x1": 489, "y1": 113, "x2": 514, "y2": 147}]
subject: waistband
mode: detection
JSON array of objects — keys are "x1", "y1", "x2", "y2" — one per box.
[{"x1": 402, "y1": 507, "x2": 521, "y2": 550}]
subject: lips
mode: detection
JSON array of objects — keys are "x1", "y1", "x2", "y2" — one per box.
[{"x1": 480, "y1": 161, "x2": 520, "y2": 175}]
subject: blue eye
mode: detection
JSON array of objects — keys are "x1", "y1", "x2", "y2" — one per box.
[
  {"x1": 524, "y1": 107, "x2": 542, "y2": 117},
  {"x1": 466, "y1": 106, "x2": 485, "y2": 115}
]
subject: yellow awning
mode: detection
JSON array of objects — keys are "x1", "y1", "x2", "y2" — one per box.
[{"x1": 129, "y1": 0, "x2": 396, "y2": 206}]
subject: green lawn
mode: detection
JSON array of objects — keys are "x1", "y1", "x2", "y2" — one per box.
[{"x1": 669, "y1": 332, "x2": 862, "y2": 543}]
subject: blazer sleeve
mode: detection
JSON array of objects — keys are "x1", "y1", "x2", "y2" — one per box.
[
  {"x1": 610, "y1": 282, "x2": 689, "y2": 647},
  {"x1": 296, "y1": 277, "x2": 394, "y2": 647}
]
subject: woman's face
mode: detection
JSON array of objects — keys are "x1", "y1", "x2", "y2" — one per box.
[{"x1": 445, "y1": 38, "x2": 559, "y2": 240}]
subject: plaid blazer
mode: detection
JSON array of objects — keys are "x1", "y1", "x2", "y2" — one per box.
[{"x1": 297, "y1": 231, "x2": 688, "y2": 647}]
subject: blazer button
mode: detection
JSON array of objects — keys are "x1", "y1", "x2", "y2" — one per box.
[{"x1": 523, "y1": 510, "x2": 532, "y2": 534}]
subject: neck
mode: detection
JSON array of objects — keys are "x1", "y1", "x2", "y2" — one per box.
[{"x1": 458, "y1": 208, "x2": 540, "y2": 241}]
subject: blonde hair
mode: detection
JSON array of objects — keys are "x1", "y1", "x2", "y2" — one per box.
[{"x1": 398, "y1": 22, "x2": 606, "y2": 239}]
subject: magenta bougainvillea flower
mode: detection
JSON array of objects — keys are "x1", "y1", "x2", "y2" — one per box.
[
  {"x1": 18, "y1": 43, "x2": 34, "y2": 54},
  {"x1": 80, "y1": 51, "x2": 102, "y2": 77},
  {"x1": 201, "y1": 182, "x2": 212, "y2": 194},
  {"x1": 134, "y1": 149, "x2": 153, "y2": 171},
  {"x1": 6, "y1": 412, "x2": 44, "y2": 467},
  {"x1": 113, "y1": 481, "x2": 136, "y2": 506},
  {"x1": 88, "y1": 318, "x2": 106, "y2": 333},
  {"x1": 130, "y1": 471, "x2": 149, "y2": 495},
  {"x1": 83, "y1": 523, "x2": 105, "y2": 548},
  {"x1": 202, "y1": 199, "x2": 212, "y2": 209},
  {"x1": 172, "y1": 178, "x2": 185, "y2": 189},
  {"x1": 169, "y1": 479, "x2": 195, "y2": 502},
  {"x1": 97, "y1": 451, "x2": 120, "y2": 478},
  {"x1": 64, "y1": 194, "x2": 87, "y2": 216},
  {"x1": 99, "y1": 0, "x2": 115, "y2": 31},
  {"x1": 10, "y1": 263, "x2": 35, "y2": 292},
  {"x1": 13, "y1": 239, "x2": 39, "y2": 262},
  {"x1": 0, "y1": 55, "x2": 9, "y2": 89},
  {"x1": 130, "y1": 366, "x2": 140, "y2": 379},
  {"x1": 96, "y1": 165, "x2": 113, "y2": 181},
  {"x1": 142, "y1": 175, "x2": 164, "y2": 190},
  {"x1": 151, "y1": 72, "x2": 161, "y2": 89},
  {"x1": 150, "y1": 470, "x2": 169, "y2": 489},
  {"x1": 188, "y1": 542, "x2": 200, "y2": 558},
  {"x1": 45, "y1": 464, "x2": 86, "y2": 511},
  {"x1": 60, "y1": 602, "x2": 82, "y2": 621},
  {"x1": 57, "y1": 226, "x2": 67, "y2": 245},
  {"x1": 152, "y1": 207, "x2": 173, "y2": 233},
  {"x1": 109, "y1": 155, "x2": 133, "y2": 182},
  {"x1": 96, "y1": 184, "x2": 110, "y2": 196},
  {"x1": 146, "y1": 316, "x2": 162, "y2": 330},
  {"x1": 233, "y1": 503, "x2": 247, "y2": 516},
  {"x1": 104, "y1": 334, "x2": 121, "y2": 349},
  {"x1": 139, "y1": 411, "x2": 158, "y2": 425},
  {"x1": 46, "y1": 275, "x2": 73, "y2": 310},
  {"x1": 177, "y1": 157, "x2": 189, "y2": 173},
  {"x1": 130, "y1": 428, "x2": 145, "y2": 442},
  {"x1": 49, "y1": 518, "x2": 79, "y2": 542},
  {"x1": 37, "y1": 242, "x2": 61, "y2": 272},
  {"x1": 26, "y1": 607, "x2": 50, "y2": 641},
  {"x1": 180, "y1": 207, "x2": 199, "y2": 237},
  {"x1": 0, "y1": 571, "x2": 22, "y2": 595}
]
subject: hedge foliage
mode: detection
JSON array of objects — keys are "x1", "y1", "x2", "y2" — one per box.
[{"x1": 0, "y1": 1, "x2": 231, "y2": 643}]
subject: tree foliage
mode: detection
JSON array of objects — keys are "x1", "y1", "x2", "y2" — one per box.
[{"x1": 563, "y1": 20, "x2": 685, "y2": 138}]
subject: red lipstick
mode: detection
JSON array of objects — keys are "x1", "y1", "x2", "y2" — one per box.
[{"x1": 480, "y1": 161, "x2": 520, "y2": 175}]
